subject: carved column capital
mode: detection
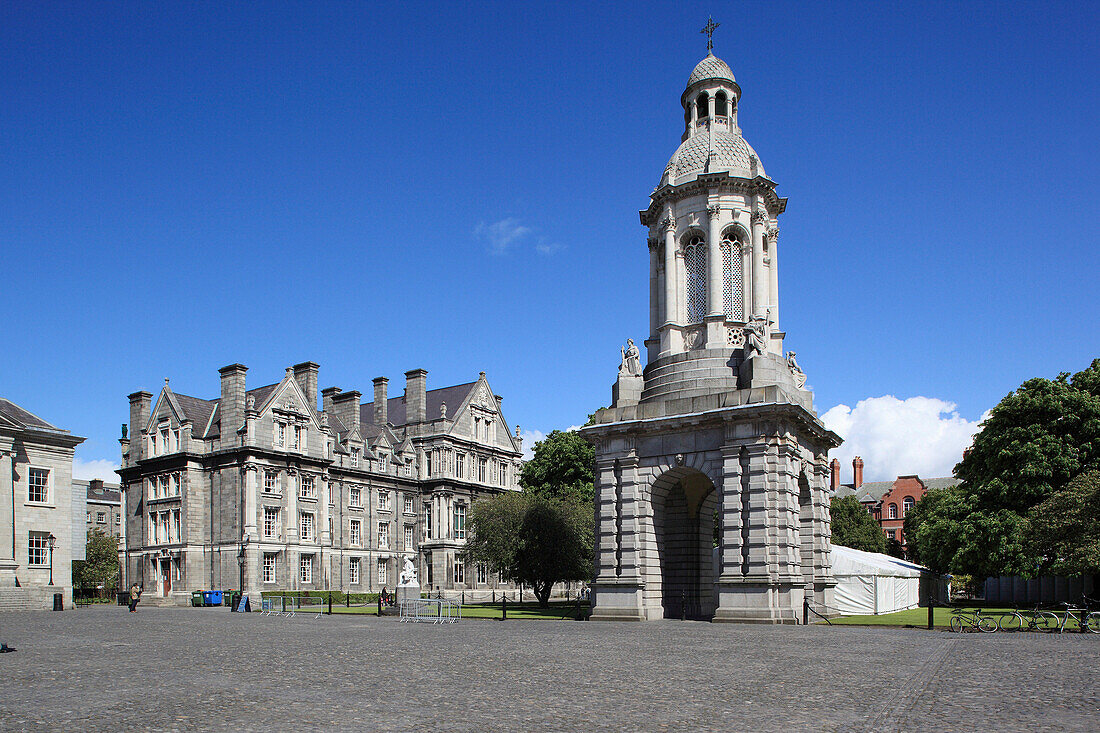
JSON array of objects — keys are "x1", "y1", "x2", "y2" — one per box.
[
  {"x1": 706, "y1": 204, "x2": 722, "y2": 220},
  {"x1": 663, "y1": 215, "x2": 676, "y2": 233},
  {"x1": 751, "y1": 209, "x2": 768, "y2": 224},
  {"x1": 647, "y1": 238, "x2": 659, "y2": 251}
]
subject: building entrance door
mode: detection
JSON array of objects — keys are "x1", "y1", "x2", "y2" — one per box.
[{"x1": 160, "y1": 558, "x2": 171, "y2": 596}]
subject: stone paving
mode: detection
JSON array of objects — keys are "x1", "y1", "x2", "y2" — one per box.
[{"x1": 0, "y1": 607, "x2": 1097, "y2": 732}]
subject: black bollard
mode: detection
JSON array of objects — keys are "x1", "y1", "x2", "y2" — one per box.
[
  {"x1": 803, "y1": 598, "x2": 809, "y2": 625},
  {"x1": 377, "y1": 594, "x2": 382, "y2": 616},
  {"x1": 327, "y1": 592, "x2": 332, "y2": 615},
  {"x1": 502, "y1": 595, "x2": 507, "y2": 620},
  {"x1": 928, "y1": 597, "x2": 934, "y2": 630}
]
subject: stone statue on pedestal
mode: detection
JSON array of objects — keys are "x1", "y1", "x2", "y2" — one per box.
[
  {"x1": 396, "y1": 553, "x2": 421, "y2": 606},
  {"x1": 786, "y1": 351, "x2": 806, "y2": 389},
  {"x1": 619, "y1": 339, "x2": 642, "y2": 377}
]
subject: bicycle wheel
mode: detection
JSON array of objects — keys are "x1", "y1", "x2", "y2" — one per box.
[
  {"x1": 1085, "y1": 612, "x2": 1100, "y2": 634},
  {"x1": 949, "y1": 616, "x2": 964, "y2": 633},
  {"x1": 1036, "y1": 611, "x2": 1061, "y2": 632},
  {"x1": 978, "y1": 615, "x2": 999, "y2": 633},
  {"x1": 997, "y1": 612, "x2": 1023, "y2": 632}
]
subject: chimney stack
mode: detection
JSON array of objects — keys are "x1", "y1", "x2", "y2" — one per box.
[
  {"x1": 373, "y1": 377, "x2": 389, "y2": 425},
  {"x1": 321, "y1": 386, "x2": 341, "y2": 418},
  {"x1": 405, "y1": 369, "x2": 427, "y2": 424},
  {"x1": 332, "y1": 390, "x2": 361, "y2": 435},
  {"x1": 853, "y1": 456, "x2": 864, "y2": 489},
  {"x1": 128, "y1": 391, "x2": 152, "y2": 460},
  {"x1": 830, "y1": 458, "x2": 840, "y2": 491},
  {"x1": 218, "y1": 364, "x2": 248, "y2": 446},
  {"x1": 292, "y1": 361, "x2": 320, "y2": 412}
]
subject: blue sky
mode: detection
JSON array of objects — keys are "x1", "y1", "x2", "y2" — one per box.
[{"x1": 2, "y1": 2, "x2": 1097, "y2": 482}]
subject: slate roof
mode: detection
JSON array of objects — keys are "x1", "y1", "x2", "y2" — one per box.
[
  {"x1": 168, "y1": 383, "x2": 281, "y2": 439},
  {"x1": 0, "y1": 397, "x2": 61, "y2": 431},
  {"x1": 359, "y1": 381, "x2": 478, "y2": 431}
]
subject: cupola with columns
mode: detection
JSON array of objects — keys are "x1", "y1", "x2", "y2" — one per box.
[{"x1": 638, "y1": 33, "x2": 787, "y2": 405}]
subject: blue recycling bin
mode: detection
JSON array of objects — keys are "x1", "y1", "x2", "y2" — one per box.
[
  {"x1": 201, "y1": 591, "x2": 214, "y2": 606},
  {"x1": 209, "y1": 590, "x2": 224, "y2": 606}
]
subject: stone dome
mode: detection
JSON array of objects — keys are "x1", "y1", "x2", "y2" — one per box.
[
  {"x1": 661, "y1": 129, "x2": 763, "y2": 186},
  {"x1": 687, "y1": 54, "x2": 735, "y2": 86}
]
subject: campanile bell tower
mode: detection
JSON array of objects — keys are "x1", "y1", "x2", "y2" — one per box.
[{"x1": 582, "y1": 22, "x2": 842, "y2": 623}]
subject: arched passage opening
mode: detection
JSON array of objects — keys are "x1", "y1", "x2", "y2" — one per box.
[{"x1": 651, "y1": 467, "x2": 719, "y2": 620}]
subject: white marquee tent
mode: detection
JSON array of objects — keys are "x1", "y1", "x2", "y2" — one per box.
[{"x1": 830, "y1": 545, "x2": 948, "y2": 615}]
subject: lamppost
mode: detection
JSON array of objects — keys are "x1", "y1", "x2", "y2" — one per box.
[
  {"x1": 47, "y1": 533, "x2": 56, "y2": 586},
  {"x1": 237, "y1": 541, "x2": 247, "y2": 593}
]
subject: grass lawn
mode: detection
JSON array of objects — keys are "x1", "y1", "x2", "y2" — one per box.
[
  {"x1": 826, "y1": 606, "x2": 1019, "y2": 628},
  {"x1": 321, "y1": 600, "x2": 588, "y2": 621}
]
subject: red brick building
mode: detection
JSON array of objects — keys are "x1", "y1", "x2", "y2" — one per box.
[{"x1": 830, "y1": 457, "x2": 959, "y2": 555}]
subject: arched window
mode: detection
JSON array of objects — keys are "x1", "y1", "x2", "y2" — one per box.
[
  {"x1": 902, "y1": 497, "x2": 914, "y2": 516},
  {"x1": 888, "y1": 503, "x2": 898, "y2": 519},
  {"x1": 714, "y1": 91, "x2": 728, "y2": 117},
  {"x1": 684, "y1": 235, "x2": 707, "y2": 323},
  {"x1": 720, "y1": 230, "x2": 743, "y2": 320},
  {"x1": 695, "y1": 93, "x2": 709, "y2": 120}
]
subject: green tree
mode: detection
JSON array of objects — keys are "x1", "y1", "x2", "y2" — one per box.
[
  {"x1": 1024, "y1": 469, "x2": 1100, "y2": 577},
  {"x1": 519, "y1": 429, "x2": 595, "y2": 503},
  {"x1": 829, "y1": 496, "x2": 886, "y2": 554},
  {"x1": 906, "y1": 359, "x2": 1100, "y2": 580},
  {"x1": 462, "y1": 493, "x2": 592, "y2": 607},
  {"x1": 80, "y1": 529, "x2": 120, "y2": 589}
]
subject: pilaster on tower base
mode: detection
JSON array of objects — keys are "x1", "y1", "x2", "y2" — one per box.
[
  {"x1": 589, "y1": 578, "x2": 646, "y2": 622},
  {"x1": 712, "y1": 576, "x2": 803, "y2": 624}
]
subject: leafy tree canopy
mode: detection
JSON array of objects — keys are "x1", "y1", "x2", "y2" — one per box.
[
  {"x1": 906, "y1": 359, "x2": 1100, "y2": 580},
  {"x1": 1024, "y1": 469, "x2": 1100, "y2": 577},
  {"x1": 829, "y1": 496, "x2": 886, "y2": 554},
  {"x1": 462, "y1": 493, "x2": 592, "y2": 607},
  {"x1": 80, "y1": 529, "x2": 120, "y2": 588},
  {"x1": 519, "y1": 429, "x2": 595, "y2": 503}
]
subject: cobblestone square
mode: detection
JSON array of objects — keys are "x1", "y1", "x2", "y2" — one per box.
[{"x1": 1, "y1": 607, "x2": 1097, "y2": 732}]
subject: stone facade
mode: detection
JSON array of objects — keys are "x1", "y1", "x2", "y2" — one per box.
[
  {"x1": 0, "y1": 397, "x2": 85, "y2": 609},
  {"x1": 117, "y1": 363, "x2": 523, "y2": 605},
  {"x1": 78, "y1": 479, "x2": 122, "y2": 538},
  {"x1": 581, "y1": 49, "x2": 841, "y2": 623}
]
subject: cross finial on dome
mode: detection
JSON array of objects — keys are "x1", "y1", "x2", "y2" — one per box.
[{"x1": 701, "y1": 16, "x2": 719, "y2": 53}]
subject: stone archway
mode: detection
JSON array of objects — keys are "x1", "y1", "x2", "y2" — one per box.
[{"x1": 651, "y1": 467, "x2": 719, "y2": 620}]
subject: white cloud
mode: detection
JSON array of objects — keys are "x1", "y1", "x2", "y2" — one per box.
[
  {"x1": 474, "y1": 218, "x2": 531, "y2": 254},
  {"x1": 519, "y1": 429, "x2": 546, "y2": 461},
  {"x1": 534, "y1": 237, "x2": 563, "y2": 255},
  {"x1": 820, "y1": 396, "x2": 987, "y2": 483},
  {"x1": 73, "y1": 458, "x2": 121, "y2": 481}
]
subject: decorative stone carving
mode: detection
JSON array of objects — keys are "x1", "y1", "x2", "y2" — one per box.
[
  {"x1": 751, "y1": 209, "x2": 768, "y2": 224},
  {"x1": 786, "y1": 351, "x2": 807, "y2": 389},
  {"x1": 663, "y1": 215, "x2": 676, "y2": 233},
  {"x1": 727, "y1": 327, "x2": 745, "y2": 348},
  {"x1": 246, "y1": 394, "x2": 256, "y2": 411},
  {"x1": 121, "y1": 424, "x2": 128, "y2": 440},
  {"x1": 675, "y1": 453, "x2": 685, "y2": 466},
  {"x1": 619, "y1": 339, "x2": 642, "y2": 376},
  {"x1": 707, "y1": 204, "x2": 722, "y2": 220},
  {"x1": 399, "y1": 554, "x2": 418, "y2": 586},
  {"x1": 683, "y1": 327, "x2": 704, "y2": 350},
  {"x1": 745, "y1": 315, "x2": 768, "y2": 356},
  {"x1": 440, "y1": 401, "x2": 447, "y2": 419},
  {"x1": 515, "y1": 425, "x2": 521, "y2": 438}
]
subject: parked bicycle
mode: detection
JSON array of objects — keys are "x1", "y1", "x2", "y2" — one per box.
[
  {"x1": 994, "y1": 605, "x2": 1060, "y2": 633},
  {"x1": 1048, "y1": 603, "x2": 1100, "y2": 634},
  {"x1": 949, "y1": 607, "x2": 999, "y2": 633}
]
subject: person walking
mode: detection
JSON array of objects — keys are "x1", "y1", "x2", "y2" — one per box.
[{"x1": 128, "y1": 583, "x2": 142, "y2": 613}]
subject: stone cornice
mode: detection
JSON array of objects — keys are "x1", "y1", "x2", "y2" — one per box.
[{"x1": 640, "y1": 174, "x2": 786, "y2": 228}]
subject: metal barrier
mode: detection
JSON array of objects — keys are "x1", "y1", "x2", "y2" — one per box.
[
  {"x1": 400, "y1": 598, "x2": 461, "y2": 624},
  {"x1": 259, "y1": 595, "x2": 324, "y2": 619}
]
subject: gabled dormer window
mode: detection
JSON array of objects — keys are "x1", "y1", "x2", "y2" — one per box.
[{"x1": 351, "y1": 448, "x2": 360, "y2": 467}]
